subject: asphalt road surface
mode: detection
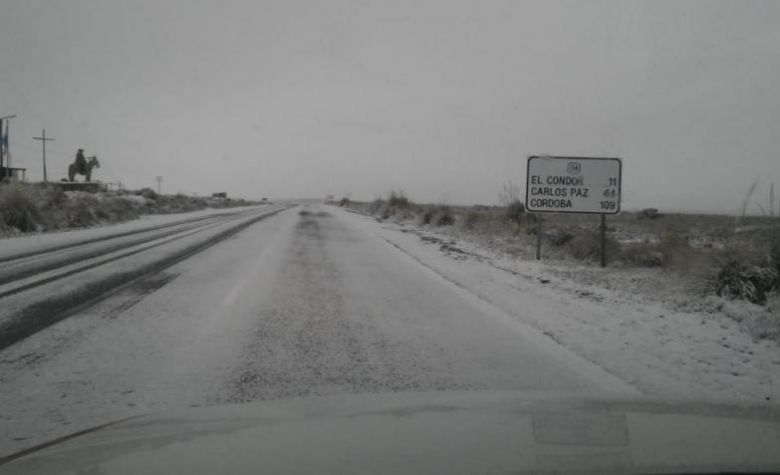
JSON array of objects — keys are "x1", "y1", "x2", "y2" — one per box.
[{"x1": 0, "y1": 205, "x2": 635, "y2": 456}]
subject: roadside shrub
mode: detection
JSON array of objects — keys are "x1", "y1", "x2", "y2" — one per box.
[
  {"x1": 638, "y1": 208, "x2": 662, "y2": 219},
  {"x1": 762, "y1": 293, "x2": 780, "y2": 340},
  {"x1": 418, "y1": 205, "x2": 454, "y2": 227},
  {"x1": 566, "y1": 231, "x2": 621, "y2": 263},
  {"x1": 63, "y1": 194, "x2": 101, "y2": 227},
  {"x1": 65, "y1": 205, "x2": 97, "y2": 227},
  {"x1": 526, "y1": 220, "x2": 541, "y2": 236},
  {"x1": 714, "y1": 261, "x2": 778, "y2": 304},
  {"x1": 0, "y1": 184, "x2": 40, "y2": 232},
  {"x1": 656, "y1": 232, "x2": 691, "y2": 268},
  {"x1": 94, "y1": 206, "x2": 111, "y2": 221},
  {"x1": 621, "y1": 243, "x2": 665, "y2": 267},
  {"x1": 619, "y1": 232, "x2": 693, "y2": 269},
  {"x1": 463, "y1": 208, "x2": 491, "y2": 229},
  {"x1": 387, "y1": 189, "x2": 410, "y2": 208},
  {"x1": 435, "y1": 206, "x2": 455, "y2": 226},
  {"x1": 546, "y1": 229, "x2": 575, "y2": 247},
  {"x1": 367, "y1": 199, "x2": 384, "y2": 214},
  {"x1": 420, "y1": 208, "x2": 434, "y2": 225},
  {"x1": 149, "y1": 193, "x2": 207, "y2": 214},
  {"x1": 137, "y1": 187, "x2": 158, "y2": 200},
  {"x1": 770, "y1": 229, "x2": 780, "y2": 274},
  {"x1": 498, "y1": 181, "x2": 525, "y2": 225},
  {"x1": 338, "y1": 197, "x2": 350, "y2": 207},
  {"x1": 504, "y1": 200, "x2": 525, "y2": 225},
  {"x1": 229, "y1": 199, "x2": 250, "y2": 207},
  {"x1": 40, "y1": 185, "x2": 67, "y2": 208},
  {"x1": 522, "y1": 213, "x2": 541, "y2": 235},
  {"x1": 101, "y1": 197, "x2": 141, "y2": 222}
]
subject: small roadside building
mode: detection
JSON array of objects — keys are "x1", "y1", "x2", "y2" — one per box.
[{"x1": 0, "y1": 166, "x2": 27, "y2": 182}]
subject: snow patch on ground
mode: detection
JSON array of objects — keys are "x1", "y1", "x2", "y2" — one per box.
[{"x1": 338, "y1": 208, "x2": 780, "y2": 403}]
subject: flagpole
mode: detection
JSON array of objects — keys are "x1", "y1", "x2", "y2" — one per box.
[
  {"x1": 0, "y1": 119, "x2": 4, "y2": 174},
  {"x1": 0, "y1": 115, "x2": 17, "y2": 178},
  {"x1": 6, "y1": 120, "x2": 10, "y2": 169}
]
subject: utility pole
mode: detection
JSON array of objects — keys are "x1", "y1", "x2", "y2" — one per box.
[
  {"x1": 33, "y1": 129, "x2": 55, "y2": 183},
  {"x1": 155, "y1": 176, "x2": 163, "y2": 194}
]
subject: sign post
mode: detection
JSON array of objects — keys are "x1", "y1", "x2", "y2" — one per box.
[
  {"x1": 525, "y1": 156, "x2": 622, "y2": 267},
  {"x1": 536, "y1": 216, "x2": 543, "y2": 260},
  {"x1": 600, "y1": 214, "x2": 607, "y2": 267}
]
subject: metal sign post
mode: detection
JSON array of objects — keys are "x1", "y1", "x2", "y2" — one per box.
[
  {"x1": 536, "y1": 215, "x2": 543, "y2": 260},
  {"x1": 525, "y1": 156, "x2": 622, "y2": 266},
  {"x1": 600, "y1": 214, "x2": 607, "y2": 267}
]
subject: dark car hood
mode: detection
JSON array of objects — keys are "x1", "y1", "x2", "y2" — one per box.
[{"x1": 3, "y1": 391, "x2": 780, "y2": 474}]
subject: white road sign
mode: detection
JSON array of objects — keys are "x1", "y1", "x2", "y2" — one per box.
[{"x1": 526, "y1": 156, "x2": 622, "y2": 214}]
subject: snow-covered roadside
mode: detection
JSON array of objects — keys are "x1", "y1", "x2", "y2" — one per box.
[
  {"x1": 337, "y1": 208, "x2": 780, "y2": 403},
  {"x1": 0, "y1": 206, "x2": 264, "y2": 260},
  {"x1": 0, "y1": 206, "x2": 289, "y2": 346}
]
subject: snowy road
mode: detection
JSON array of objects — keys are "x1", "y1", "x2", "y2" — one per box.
[
  {"x1": 0, "y1": 205, "x2": 636, "y2": 456},
  {"x1": 0, "y1": 205, "x2": 289, "y2": 351}
]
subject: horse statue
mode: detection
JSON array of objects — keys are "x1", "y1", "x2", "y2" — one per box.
[{"x1": 68, "y1": 156, "x2": 100, "y2": 182}]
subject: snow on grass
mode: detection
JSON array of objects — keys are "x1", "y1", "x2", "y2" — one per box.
[{"x1": 337, "y1": 207, "x2": 780, "y2": 403}]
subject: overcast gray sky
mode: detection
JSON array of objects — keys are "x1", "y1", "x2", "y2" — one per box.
[{"x1": 1, "y1": 0, "x2": 778, "y2": 212}]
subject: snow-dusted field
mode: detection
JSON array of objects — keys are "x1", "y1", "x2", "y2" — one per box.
[{"x1": 338, "y1": 208, "x2": 780, "y2": 402}]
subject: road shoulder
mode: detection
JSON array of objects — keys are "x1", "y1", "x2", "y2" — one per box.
[{"x1": 335, "y1": 207, "x2": 780, "y2": 403}]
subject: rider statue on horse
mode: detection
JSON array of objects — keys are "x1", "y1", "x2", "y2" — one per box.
[{"x1": 68, "y1": 149, "x2": 100, "y2": 182}]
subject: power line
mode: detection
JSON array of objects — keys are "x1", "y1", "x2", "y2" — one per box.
[{"x1": 32, "y1": 129, "x2": 55, "y2": 183}]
